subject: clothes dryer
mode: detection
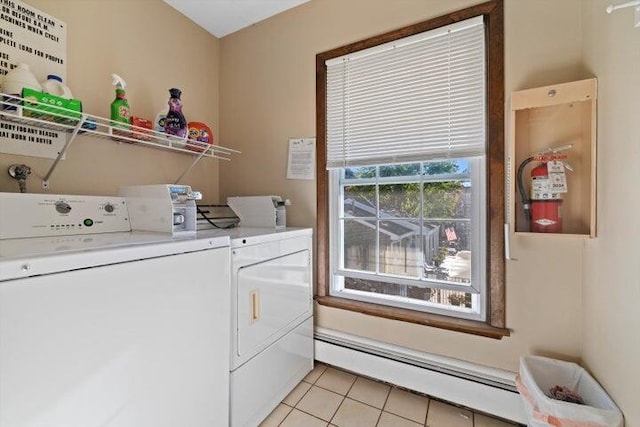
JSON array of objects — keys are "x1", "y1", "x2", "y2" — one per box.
[{"x1": 225, "y1": 228, "x2": 314, "y2": 427}]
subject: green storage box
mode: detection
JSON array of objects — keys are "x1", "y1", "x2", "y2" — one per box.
[{"x1": 21, "y1": 88, "x2": 82, "y2": 125}]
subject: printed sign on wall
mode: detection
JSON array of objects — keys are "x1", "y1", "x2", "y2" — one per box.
[
  {"x1": 0, "y1": 0, "x2": 68, "y2": 159},
  {"x1": 287, "y1": 138, "x2": 316, "y2": 180}
]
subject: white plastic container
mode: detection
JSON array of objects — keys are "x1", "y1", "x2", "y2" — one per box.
[
  {"x1": 154, "y1": 107, "x2": 168, "y2": 133},
  {"x1": 516, "y1": 356, "x2": 623, "y2": 427},
  {"x1": 41, "y1": 74, "x2": 73, "y2": 99},
  {"x1": 1, "y1": 63, "x2": 42, "y2": 97}
]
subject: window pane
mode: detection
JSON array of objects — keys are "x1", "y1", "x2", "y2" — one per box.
[
  {"x1": 343, "y1": 185, "x2": 376, "y2": 217},
  {"x1": 378, "y1": 220, "x2": 421, "y2": 278},
  {"x1": 422, "y1": 222, "x2": 441, "y2": 275},
  {"x1": 343, "y1": 277, "x2": 473, "y2": 309},
  {"x1": 428, "y1": 220, "x2": 471, "y2": 284},
  {"x1": 343, "y1": 219, "x2": 376, "y2": 273},
  {"x1": 345, "y1": 166, "x2": 375, "y2": 179},
  {"x1": 379, "y1": 163, "x2": 420, "y2": 177},
  {"x1": 423, "y1": 180, "x2": 470, "y2": 219},
  {"x1": 422, "y1": 160, "x2": 464, "y2": 176},
  {"x1": 432, "y1": 289, "x2": 473, "y2": 308},
  {"x1": 437, "y1": 248, "x2": 472, "y2": 284},
  {"x1": 379, "y1": 183, "x2": 420, "y2": 218},
  {"x1": 345, "y1": 277, "x2": 433, "y2": 300}
]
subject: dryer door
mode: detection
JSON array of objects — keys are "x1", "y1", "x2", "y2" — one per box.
[{"x1": 235, "y1": 242, "x2": 311, "y2": 363}]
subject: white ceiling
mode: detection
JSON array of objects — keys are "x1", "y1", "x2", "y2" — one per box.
[{"x1": 163, "y1": 0, "x2": 311, "y2": 38}]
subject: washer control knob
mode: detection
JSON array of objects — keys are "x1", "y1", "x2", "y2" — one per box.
[
  {"x1": 55, "y1": 201, "x2": 72, "y2": 214},
  {"x1": 104, "y1": 203, "x2": 115, "y2": 213}
]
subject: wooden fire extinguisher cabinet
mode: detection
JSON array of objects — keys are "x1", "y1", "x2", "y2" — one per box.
[{"x1": 508, "y1": 78, "x2": 597, "y2": 237}]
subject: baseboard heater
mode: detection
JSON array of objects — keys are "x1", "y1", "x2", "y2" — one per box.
[{"x1": 314, "y1": 327, "x2": 527, "y2": 424}]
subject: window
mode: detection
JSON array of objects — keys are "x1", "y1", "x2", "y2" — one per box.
[
  {"x1": 331, "y1": 158, "x2": 486, "y2": 320},
  {"x1": 316, "y1": 1, "x2": 507, "y2": 338}
]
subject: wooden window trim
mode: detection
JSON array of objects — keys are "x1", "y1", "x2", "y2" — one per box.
[{"x1": 315, "y1": 0, "x2": 508, "y2": 339}]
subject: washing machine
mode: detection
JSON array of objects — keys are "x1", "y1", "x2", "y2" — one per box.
[
  {"x1": 0, "y1": 192, "x2": 232, "y2": 427},
  {"x1": 211, "y1": 227, "x2": 314, "y2": 427}
]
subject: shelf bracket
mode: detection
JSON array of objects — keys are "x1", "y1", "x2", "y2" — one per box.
[
  {"x1": 174, "y1": 148, "x2": 209, "y2": 185},
  {"x1": 42, "y1": 113, "x2": 88, "y2": 189},
  {"x1": 173, "y1": 144, "x2": 240, "y2": 184}
]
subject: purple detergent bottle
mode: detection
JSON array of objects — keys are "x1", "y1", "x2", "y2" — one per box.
[{"x1": 164, "y1": 88, "x2": 187, "y2": 138}]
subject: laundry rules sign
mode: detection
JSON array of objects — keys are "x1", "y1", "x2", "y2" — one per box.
[{"x1": 0, "y1": 0, "x2": 68, "y2": 159}]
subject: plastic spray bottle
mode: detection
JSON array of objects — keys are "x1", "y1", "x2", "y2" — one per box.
[{"x1": 110, "y1": 74, "x2": 130, "y2": 128}]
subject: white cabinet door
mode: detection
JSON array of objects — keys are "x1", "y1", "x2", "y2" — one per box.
[{"x1": 0, "y1": 247, "x2": 230, "y2": 427}]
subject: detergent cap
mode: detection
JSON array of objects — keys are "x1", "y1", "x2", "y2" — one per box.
[
  {"x1": 46, "y1": 74, "x2": 63, "y2": 82},
  {"x1": 111, "y1": 73, "x2": 126, "y2": 89},
  {"x1": 169, "y1": 88, "x2": 182, "y2": 99}
]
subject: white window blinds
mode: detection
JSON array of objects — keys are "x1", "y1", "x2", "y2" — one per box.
[{"x1": 326, "y1": 16, "x2": 486, "y2": 169}]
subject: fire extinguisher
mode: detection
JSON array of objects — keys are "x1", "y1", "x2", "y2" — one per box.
[{"x1": 517, "y1": 145, "x2": 572, "y2": 233}]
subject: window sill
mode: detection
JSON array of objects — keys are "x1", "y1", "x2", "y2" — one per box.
[{"x1": 315, "y1": 295, "x2": 510, "y2": 340}]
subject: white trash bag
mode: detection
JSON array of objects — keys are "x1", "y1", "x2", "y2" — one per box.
[{"x1": 516, "y1": 356, "x2": 623, "y2": 427}]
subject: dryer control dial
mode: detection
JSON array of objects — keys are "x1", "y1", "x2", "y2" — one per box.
[{"x1": 55, "y1": 201, "x2": 72, "y2": 214}]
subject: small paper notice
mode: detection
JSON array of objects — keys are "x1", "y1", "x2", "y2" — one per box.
[{"x1": 287, "y1": 138, "x2": 315, "y2": 180}]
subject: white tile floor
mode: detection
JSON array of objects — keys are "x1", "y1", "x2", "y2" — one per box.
[{"x1": 260, "y1": 362, "x2": 522, "y2": 427}]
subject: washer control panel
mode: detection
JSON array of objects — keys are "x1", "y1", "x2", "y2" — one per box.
[{"x1": 0, "y1": 193, "x2": 131, "y2": 239}]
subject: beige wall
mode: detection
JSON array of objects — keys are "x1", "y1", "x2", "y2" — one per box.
[
  {"x1": 0, "y1": 0, "x2": 222, "y2": 203},
  {"x1": 580, "y1": 0, "x2": 640, "y2": 425},
  {"x1": 220, "y1": 0, "x2": 585, "y2": 372}
]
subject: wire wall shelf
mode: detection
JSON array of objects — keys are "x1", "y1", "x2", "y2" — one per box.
[{"x1": 0, "y1": 93, "x2": 239, "y2": 188}]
